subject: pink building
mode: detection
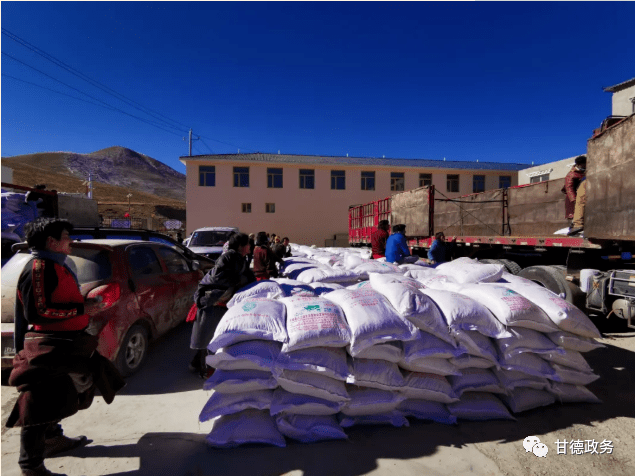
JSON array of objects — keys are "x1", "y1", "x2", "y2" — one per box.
[{"x1": 180, "y1": 153, "x2": 527, "y2": 246}]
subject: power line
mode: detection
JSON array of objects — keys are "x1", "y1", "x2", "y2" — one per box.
[{"x1": 2, "y1": 27, "x2": 190, "y2": 133}]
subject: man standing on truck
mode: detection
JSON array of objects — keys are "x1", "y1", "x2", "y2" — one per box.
[
  {"x1": 386, "y1": 224, "x2": 419, "y2": 264},
  {"x1": 371, "y1": 220, "x2": 390, "y2": 259},
  {"x1": 563, "y1": 155, "x2": 586, "y2": 223}
]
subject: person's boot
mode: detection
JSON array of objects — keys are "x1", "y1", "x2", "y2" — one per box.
[
  {"x1": 21, "y1": 463, "x2": 68, "y2": 476},
  {"x1": 43, "y1": 435, "x2": 90, "y2": 458},
  {"x1": 567, "y1": 227, "x2": 584, "y2": 236}
]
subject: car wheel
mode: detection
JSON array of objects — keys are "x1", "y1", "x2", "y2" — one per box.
[
  {"x1": 116, "y1": 324, "x2": 149, "y2": 377},
  {"x1": 517, "y1": 265, "x2": 573, "y2": 303}
]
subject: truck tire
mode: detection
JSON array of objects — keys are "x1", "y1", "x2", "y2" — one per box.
[
  {"x1": 116, "y1": 324, "x2": 149, "y2": 377},
  {"x1": 498, "y1": 259, "x2": 522, "y2": 275},
  {"x1": 517, "y1": 265, "x2": 573, "y2": 303}
]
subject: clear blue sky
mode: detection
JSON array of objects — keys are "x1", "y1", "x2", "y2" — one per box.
[{"x1": 2, "y1": 2, "x2": 634, "y2": 174}]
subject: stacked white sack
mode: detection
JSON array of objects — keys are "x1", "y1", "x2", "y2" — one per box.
[{"x1": 201, "y1": 298, "x2": 288, "y2": 447}]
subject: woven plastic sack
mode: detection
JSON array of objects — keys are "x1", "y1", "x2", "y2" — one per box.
[
  {"x1": 208, "y1": 299, "x2": 288, "y2": 352},
  {"x1": 296, "y1": 267, "x2": 360, "y2": 284},
  {"x1": 353, "y1": 261, "x2": 404, "y2": 278},
  {"x1": 550, "y1": 363, "x2": 599, "y2": 386},
  {"x1": 206, "y1": 340, "x2": 282, "y2": 371},
  {"x1": 346, "y1": 358, "x2": 406, "y2": 391},
  {"x1": 324, "y1": 288, "x2": 419, "y2": 356},
  {"x1": 199, "y1": 390, "x2": 273, "y2": 422},
  {"x1": 398, "y1": 356, "x2": 461, "y2": 376},
  {"x1": 205, "y1": 409, "x2": 286, "y2": 448},
  {"x1": 273, "y1": 278, "x2": 318, "y2": 297},
  {"x1": 416, "y1": 274, "x2": 458, "y2": 290},
  {"x1": 501, "y1": 388, "x2": 556, "y2": 413},
  {"x1": 540, "y1": 348, "x2": 593, "y2": 373},
  {"x1": 450, "y1": 354, "x2": 498, "y2": 370},
  {"x1": 548, "y1": 382, "x2": 602, "y2": 403},
  {"x1": 448, "y1": 368, "x2": 507, "y2": 396},
  {"x1": 340, "y1": 387, "x2": 405, "y2": 416},
  {"x1": 274, "y1": 347, "x2": 349, "y2": 381},
  {"x1": 403, "y1": 268, "x2": 440, "y2": 280},
  {"x1": 492, "y1": 368, "x2": 549, "y2": 391},
  {"x1": 275, "y1": 414, "x2": 347, "y2": 443},
  {"x1": 499, "y1": 280, "x2": 601, "y2": 338},
  {"x1": 227, "y1": 281, "x2": 284, "y2": 308},
  {"x1": 343, "y1": 253, "x2": 370, "y2": 270},
  {"x1": 451, "y1": 329, "x2": 499, "y2": 365},
  {"x1": 400, "y1": 372, "x2": 459, "y2": 403},
  {"x1": 435, "y1": 260, "x2": 504, "y2": 284},
  {"x1": 397, "y1": 399, "x2": 457, "y2": 424},
  {"x1": 447, "y1": 393, "x2": 516, "y2": 421},
  {"x1": 459, "y1": 284, "x2": 559, "y2": 333},
  {"x1": 421, "y1": 289, "x2": 512, "y2": 339},
  {"x1": 498, "y1": 353, "x2": 559, "y2": 381},
  {"x1": 270, "y1": 388, "x2": 345, "y2": 416},
  {"x1": 275, "y1": 369, "x2": 350, "y2": 403},
  {"x1": 339, "y1": 412, "x2": 409, "y2": 428},
  {"x1": 546, "y1": 331, "x2": 604, "y2": 352},
  {"x1": 308, "y1": 282, "x2": 344, "y2": 296},
  {"x1": 403, "y1": 331, "x2": 464, "y2": 361},
  {"x1": 280, "y1": 295, "x2": 351, "y2": 352},
  {"x1": 203, "y1": 369, "x2": 278, "y2": 393},
  {"x1": 351, "y1": 341, "x2": 403, "y2": 363},
  {"x1": 495, "y1": 327, "x2": 564, "y2": 360},
  {"x1": 284, "y1": 263, "x2": 322, "y2": 280}
]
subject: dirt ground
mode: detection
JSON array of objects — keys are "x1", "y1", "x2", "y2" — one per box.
[{"x1": 2, "y1": 322, "x2": 634, "y2": 476}]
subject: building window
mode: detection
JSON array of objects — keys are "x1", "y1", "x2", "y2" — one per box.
[
  {"x1": 198, "y1": 166, "x2": 215, "y2": 187},
  {"x1": 447, "y1": 174, "x2": 459, "y2": 193},
  {"x1": 361, "y1": 171, "x2": 375, "y2": 191},
  {"x1": 530, "y1": 173, "x2": 550, "y2": 184},
  {"x1": 391, "y1": 172, "x2": 405, "y2": 192},
  {"x1": 299, "y1": 169, "x2": 315, "y2": 189},
  {"x1": 233, "y1": 167, "x2": 249, "y2": 187},
  {"x1": 473, "y1": 175, "x2": 485, "y2": 193},
  {"x1": 419, "y1": 173, "x2": 432, "y2": 187},
  {"x1": 499, "y1": 175, "x2": 512, "y2": 189},
  {"x1": 266, "y1": 203, "x2": 275, "y2": 213},
  {"x1": 242, "y1": 203, "x2": 251, "y2": 213},
  {"x1": 331, "y1": 170, "x2": 345, "y2": 190},
  {"x1": 267, "y1": 168, "x2": 283, "y2": 188}
]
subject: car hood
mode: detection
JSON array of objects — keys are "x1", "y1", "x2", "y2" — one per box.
[{"x1": 188, "y1": 246, "x2": 224, "y2": 255}]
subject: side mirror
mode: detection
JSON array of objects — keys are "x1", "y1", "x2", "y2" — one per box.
[{"x1": 191, "y1": 260, "x2": 200, "y2": 271}]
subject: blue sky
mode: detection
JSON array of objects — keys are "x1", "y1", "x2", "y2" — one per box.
[{"x1": 2, "y1": 2, "x2": 634, "y2": 174}]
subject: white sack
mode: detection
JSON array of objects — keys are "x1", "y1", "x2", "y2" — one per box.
[
  {"x1": 459, "y1": 284, "x2": 559, "y2": 333},
  {"x1": 550, "y1": 363, "x2": 599, "y2": 386},
  {"x1": 450, "y1": 355, "x2": 498, "y2": 370},
  {"x1": 339, "y1": 412, "x2": 409, "y2": 428},
  {"x1": 451, "y1": 329, "x2": 499, "y2": 365},
  {"x1": 274, "y1": 347, "x2": 349, "y2": 381},
  {"x1": 421, "y1": 289, "x2": 512, "y2": 339},
  {"x1": 308, "y1": 282, "x2": 344, "y2": 295},
  {"x1": 403, "y1": 268, "x2": 439, "y2": 280},
  {"x1": 546, "y1": 331, "x2": 605, "y2": 352},
  {"x1": 275, "y1": 414, "x2": 347, "y2": 443},
  {"x1": 340, "y1": 387, "x2": 405, "y2": 416},
  {"x1": 400, "y1": 372, "x2": 459, "y2": 403},
  {"x1": 540, "y1": 348, "x2": 593, "y2": 373},
  {"x1": 275, "y1": 369, "x2": 350, "y2": 403},
  {"x1": 435, "y1": 260, "x2": 504, "y2": 284},
  {"x1": 498, "y1": 353, "x2": 559, "y2": 381},
  {"x1": 205, "y1": 409, "x2": 286, "y2": 448},
  {"x1": 495, "y1": 327, "x2": 564, "y2": 359},
  {"x1": 208, "y1": 299, "x2": 287, "y2": 352},
  {"x1": 398, "y1": 356, "x2": 461, "y2": 376},
  {"x1": 352, "y1": 341, "x2": 403, "y2": 363},
  {"x1": 346, "y1": 280, "x2": 371, "y2": 290},
  {"x1": 346, "y1": 358, "x2": 406, "y2": 391},
  {"x1": 448, "y1": 368, "x2": 507, "y2": 396},
  {"x1": 397, "y1": 399, "x2": 457, "y2": 424},
  {"x1": 402, "y1": 331, "x2": 464, "y2": 361},
  {"x1": 324, "y1": 288, "x2": 419, "y2": 356},
  {"x1": 353, "y1": 261, "x2": 404, "y2": 278},
  {"x1": 270, "y1": 388, "x2": 345, "y2": 416},
  {"x1": 492, "y1": 368, "x2": 549, "y2": 391},
  {"x1": 280, "y1": 296, "x2": 351, "y2": 352},
  {"x1": 206, "y1": 340, "x2": 282, "y2": 371},
  {"x1": 548, "y1": 382, "x2": 602, "y2": 403},
  {"x1": 500, "y1": 280, "x2": 601, "y2": 338},
  {"x1": 199, "y1": 390, "x2": 273, "y2": 422},
  {"x1": 227, "y1": 281, "x2": 284, "y2": 308},
  {"x1": 203, "y1": 369, "x2": 278, "y2": 393},
  {"x1": 501, "y1": 388, "x2": 556, "y2": 413},
  {"x1": 447, "y1": 393, "x2": 516, "y2": 421}
]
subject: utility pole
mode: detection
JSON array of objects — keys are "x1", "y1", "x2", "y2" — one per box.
[{"x1": 184, "y1": 128, "x2": 200, "y2": 156}]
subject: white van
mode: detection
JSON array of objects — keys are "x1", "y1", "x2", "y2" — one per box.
[{"x1": 186, "y1": 227, "x2": 239, "y2": 262}]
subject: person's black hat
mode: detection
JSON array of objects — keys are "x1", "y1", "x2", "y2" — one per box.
[{"x1": 575, "y1": 155, "x2": 587, "y2": 166}]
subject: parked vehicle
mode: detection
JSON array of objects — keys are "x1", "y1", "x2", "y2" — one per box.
[
  {"x1": 349, "y1": 115, "x2": 635, "y2": 327},
  {"x1": 186, "y1": 226, "x2": 239, "y2": 262},
  {"x1": 1, "y1": 239, "x2": 203, "y2": 377}
]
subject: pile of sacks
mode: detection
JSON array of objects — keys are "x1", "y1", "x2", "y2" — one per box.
[{"x1": 199, "y1": 250, "x2": 603, "y2": 448}]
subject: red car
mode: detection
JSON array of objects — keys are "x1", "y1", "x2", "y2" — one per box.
[{"x1": 1, "y1": 239, "x2": 203, "y2": 377}]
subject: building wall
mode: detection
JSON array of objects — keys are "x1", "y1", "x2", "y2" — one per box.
[
  {"x1": 517, "y1": 156, "x2": 581, "y2": 185},
  {"x1": 184, "y1": 159, "x2": 519, "y2": 246},
  {"x1": 611, "y1": 85, "x2": 635, "y2": 116}
]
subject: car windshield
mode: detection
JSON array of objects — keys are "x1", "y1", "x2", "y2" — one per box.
[
  {"x1": 190, "y1": 231, "x2": 233, "y2": 246},
  {"x1": 66, "y1": 248, "x2": 112, "y2": 284}
]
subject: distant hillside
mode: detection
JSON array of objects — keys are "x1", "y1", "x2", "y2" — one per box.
[{"x1": 2, "y1": 146, "x2": 185, "y2": 201}]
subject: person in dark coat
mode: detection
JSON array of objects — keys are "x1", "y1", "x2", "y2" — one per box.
[
  {"x1": 563, "y1": 155, "x2": 586, "y2": 222},
  {"x1": 189, "y1": 232, "x2": 255, "y2": 377},
  {"x1": 6, "y1": 218, "x2": 125, "y2": 476},
  {"x1": 371, "y1": 220, "x2": 390, "y2": 259},
  {"x1": 246, "y1": 233, "x2": 256, "y2": 267},
  {"x1": 252, "y1": 231, "x2": 284, "y2": 280}
]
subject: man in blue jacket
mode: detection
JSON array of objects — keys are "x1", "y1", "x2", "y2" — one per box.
[
  {"x1": 385, "y1": 224, "x2": 418, "y2": 264},
  {"x1": 427, "y1": 232, "x2": 454, "y2": 264}
]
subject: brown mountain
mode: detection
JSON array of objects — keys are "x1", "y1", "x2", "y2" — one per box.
[{"x1": 2, "y1": 147, "x2": 186, "y2": 225}]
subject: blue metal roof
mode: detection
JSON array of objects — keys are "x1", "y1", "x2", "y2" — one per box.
[{"x1": 180, "y1": 153, "x2": 529, "y2": 171}]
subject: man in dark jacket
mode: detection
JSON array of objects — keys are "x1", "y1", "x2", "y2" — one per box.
[
  {"x1": 189, "y1": 233, "x2": 255, "y2": 377},
  {"x1": 253, "y1": 231, "x2": 284, "y2": 280},
  {"x1": 6, "y1": 218, "x2": 125, "y2": 476},
  {"x1": 371, "y1": 220, "x2": 390, "y2": 259}
]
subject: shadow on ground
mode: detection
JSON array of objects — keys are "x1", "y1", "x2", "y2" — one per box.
[{"x1": 70, "y1": 326, "x2": 635, "y2": 476}]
